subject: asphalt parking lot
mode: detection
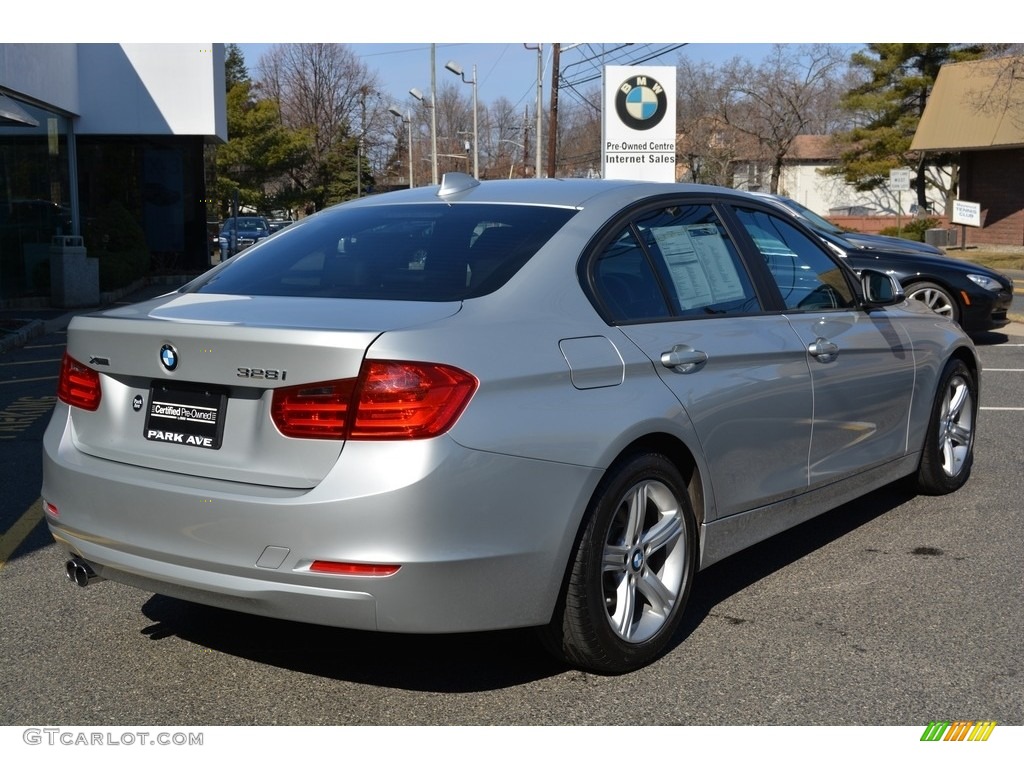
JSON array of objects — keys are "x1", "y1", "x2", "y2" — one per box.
[{"x1": 1, "y1": 276, "x2": 1022, "y2": 737}]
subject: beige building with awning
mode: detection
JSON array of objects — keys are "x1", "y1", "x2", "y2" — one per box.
[{"x1": 911, "y1": 56, "x2": 1024, "y2": 245}]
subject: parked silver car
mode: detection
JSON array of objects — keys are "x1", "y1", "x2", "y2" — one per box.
[{"x1": 43, "y1": 175, "x2": 979, "y2": 673}]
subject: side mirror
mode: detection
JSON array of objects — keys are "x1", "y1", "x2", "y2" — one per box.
[{"x1": 860, "y1": 268, "x2": 904, "y2": 308}]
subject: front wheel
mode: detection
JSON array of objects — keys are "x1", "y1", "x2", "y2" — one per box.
[
  {"x1": 543, "y1": 453, "x2": 696, "y2": 673},
  {"x1": 915, "y1": 358, "x2": 977, "y2": 495},
  {"x1": 906, "y1": 281, "x2": 959, "y2": 324}
]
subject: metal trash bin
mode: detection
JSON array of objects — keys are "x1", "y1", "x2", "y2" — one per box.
[{"x1": 50, "y1": 235, "x2": 99, "y2": 308}]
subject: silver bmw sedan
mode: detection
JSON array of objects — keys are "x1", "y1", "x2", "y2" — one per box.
[{"x1": 43, "y1": 174, "x2": 978, "y2": 673}]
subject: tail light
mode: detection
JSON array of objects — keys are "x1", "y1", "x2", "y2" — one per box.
[
  {"x1": 271, "y1": 360, "x2": 477, "y2": 441},
  {"x1": 57, "y1": 353, "x2": 102, "y2": 411},
  {"x1": 270, "y1": 380, "x2": 355, "y2": 439}
]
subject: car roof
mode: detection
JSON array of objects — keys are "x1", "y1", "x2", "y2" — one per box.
[{"x1": 336, "y1": 173, "x2": 770, "y2": 212}]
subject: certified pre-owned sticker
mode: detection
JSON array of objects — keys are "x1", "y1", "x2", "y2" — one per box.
[{"x1": 144, "y1": 382, "x2": 226, "y2": 450}]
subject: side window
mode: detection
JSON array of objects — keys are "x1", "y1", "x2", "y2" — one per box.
[
  {"x1": 592, "y1": 228, "x2": 672, "y2": 322},
  {"x1": 591, "y1": 204, "x2": 760, "y2": 323},
  {"x1": 734, "y1": 207, "x2": 855, "y2": 311}
]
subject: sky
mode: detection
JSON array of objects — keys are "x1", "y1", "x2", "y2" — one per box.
[
  {"x1": 16, "y1": 0, "x2": 993, "y2": 118},
  {"x1": 236, "y1": 42, "x2": 787, "y2": 112}
]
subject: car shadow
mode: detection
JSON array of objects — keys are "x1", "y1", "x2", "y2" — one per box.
[
  {"x1": 139, "y1": 480, "x2": 916, "y2": 690},
  {"x1": 670, "y1": 480, "x2": 917, "y2": 649},
  {"x1": 969, "y1": 330, "x2": 1011, "y2": 346},
  {"x1": 140, "y1": 596, "x2": 565, "y2": 692}
]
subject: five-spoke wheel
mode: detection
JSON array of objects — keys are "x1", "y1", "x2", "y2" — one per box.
[{"x1": 916, "y1": 358, "x2": 976, "y2": 494}]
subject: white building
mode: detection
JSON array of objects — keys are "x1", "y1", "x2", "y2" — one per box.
[{"x1": 732, "y1": 135, "x2": 948, "y2": 218}]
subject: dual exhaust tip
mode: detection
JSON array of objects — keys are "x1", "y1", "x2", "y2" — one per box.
[{"x1": 65, "y1": 557, "x2": 102, "y2": 587}]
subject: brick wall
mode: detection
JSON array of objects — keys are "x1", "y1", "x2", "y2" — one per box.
[
  {"x1": 828, "y1": 215, "x2": 950, "y2": 235},
  {"x1": 960, "y1": 149, "x2": 1024, "y2": 246}
]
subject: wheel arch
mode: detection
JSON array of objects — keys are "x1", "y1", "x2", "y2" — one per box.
[
  {"x1": 610, "y1": 432, "x2": 707, "y2": 532},
  {"x1": 950, "y1": 343, "x2": 982, "y2": 402}
]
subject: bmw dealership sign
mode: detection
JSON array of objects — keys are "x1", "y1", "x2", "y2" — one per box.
[{"x1": 602, "y1": 66, "x2": 677, "y2": 182}]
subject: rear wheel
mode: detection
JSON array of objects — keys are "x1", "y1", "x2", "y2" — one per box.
[
  {"x1": 915, "y1": 358, "x2": 976, "y2": 494},
  {"x1": 906, "y1": 281, "x2": 959, "y2": 323},
  {"x1": 543, "y1": 453, "x2": 696, "y2": 674}
]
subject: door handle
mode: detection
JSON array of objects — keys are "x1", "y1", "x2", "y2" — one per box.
[
  {"x1": 660, "y1": 345, "x2": 708, "y2": 373},
  {"x1": 808, "y1": 337, "x2": 839, "y2": 362}
]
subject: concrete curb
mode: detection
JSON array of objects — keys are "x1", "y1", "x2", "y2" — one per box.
[{"x1": 0, "y1": 319, "x2": 46, "y2": 355}]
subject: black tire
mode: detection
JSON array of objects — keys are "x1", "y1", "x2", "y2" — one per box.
[
  {"x1": 543, "y1": 453, "x2": 696, "y2": 674},
  {"x1": 915, "y1": 358, "x2": 976, "y2": 495},
  {"x1": 906, "y1": 281, "x2": 960, "y2": 324}
]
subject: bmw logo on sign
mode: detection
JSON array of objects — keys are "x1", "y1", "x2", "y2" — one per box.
[
  {"x1": 160, "y1": 344, "x2": 178, "y2": 371},
  {"x1": 615, "y1": 74, "x2": 668, "y2": 131}
]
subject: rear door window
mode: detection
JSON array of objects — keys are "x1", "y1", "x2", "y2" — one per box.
[{"x1": 589, "y1": 202, "x2": 761, "y2": 323}]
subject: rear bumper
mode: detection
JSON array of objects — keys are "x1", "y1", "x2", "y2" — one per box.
[{"x1": 42, "y1": 409, "x2": 600, "y2": 633}]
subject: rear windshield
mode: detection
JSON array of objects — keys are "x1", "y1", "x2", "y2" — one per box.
[{"x1": 191, "y1": 203, "x2": 577, "y2": 301}]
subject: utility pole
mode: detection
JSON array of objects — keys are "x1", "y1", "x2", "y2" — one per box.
[{"x1": 547, "y1": 44, "x2": 560, "y2": 179}]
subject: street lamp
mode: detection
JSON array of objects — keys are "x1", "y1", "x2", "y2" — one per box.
[
  {"x1": 409, "y1": 87, "x2": 438, "y2": 185},
  {"x1": 444, "y1": 60, "x2": 478, "y2": 179},
  {"x1": 388, "y1": 106, "x2": 413, "y2": 188}
]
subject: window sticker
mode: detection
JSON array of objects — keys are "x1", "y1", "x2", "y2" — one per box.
[{"x1": 650, "y1": 224, "x2": 745, "y2": 310}]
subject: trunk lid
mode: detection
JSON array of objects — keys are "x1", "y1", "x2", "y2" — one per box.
[{"x1": 64, "y1": 293, "x2": 461, "y2": 488}]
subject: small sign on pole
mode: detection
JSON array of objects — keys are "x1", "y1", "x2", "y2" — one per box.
[
  {"x1": 889, "y1": 168, "x2": 912, "y2": 192},
  {"x1": 889, "y1": 169, "x2": 912, "y2": 235},
  {"x1": 950, "y1": 199, "x2": 982, "y2": 250},
  {"x1": 951, "y1": 200, "x2": 981, "y2": 226}
]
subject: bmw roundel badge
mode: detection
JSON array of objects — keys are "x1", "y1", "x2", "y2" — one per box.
[
  {"x1": 160, "y1": 344, "x2": 178, "y2": 371},
  {"x1": 615, "y1": 74, "x2": 668, "y2": 131}
]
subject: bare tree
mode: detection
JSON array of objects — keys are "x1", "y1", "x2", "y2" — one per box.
[
  {"x1": 963, "y1": 51, "x2": 1024, "y2": 132},
  {"x1": 554, "y1": 90, "x2": 602, "y2": 178},
  {"x1": 255, "y1": 43, "x2": 387, "y2": 208},
  {"x1": 479, "y1": 96, "x2": 531, "y2": 178},
  {"x1": 432, "y1": 82, "x2": 473, "y2": 177},
  {"x1": 675, "y1": 57, "x2": 752, "y2": 186},
  {"x1": 720, "y1": 44, "x2": 851, "y2": 193}
]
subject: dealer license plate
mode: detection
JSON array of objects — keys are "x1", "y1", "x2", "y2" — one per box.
[{"x1": 144, "y1": 382, "x2": 228, "y2": 450}]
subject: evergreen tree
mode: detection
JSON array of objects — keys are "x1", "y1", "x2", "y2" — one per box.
[
  {"x1": 214, "y1": 49, "x2": 310, "y2": 218},
  {"x1": 824, "y1": 44, "x2": 994, "y2": 210},
  {"x1": 224, "y1": 44, "x2": 249, "y2": 90}
]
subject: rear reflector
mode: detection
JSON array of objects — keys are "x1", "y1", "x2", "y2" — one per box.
[
  {"x1": 309, "y1": 560, "x2": 400, "y2": 577},
  {"x1": 57, "y1": 353, "x2": 102, "y2": 411},
  {"x1": 271, "y1": 360, "x2": 477, "y2": 441}
]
